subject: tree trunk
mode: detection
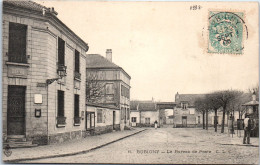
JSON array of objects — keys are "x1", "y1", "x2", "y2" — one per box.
[
  {"x1": 214, "y1": 109, "x2": 217, "y2": 132},
  {"x1": 202, "y1": 111, "x2": 205, "y2": 129},
  {"x1": 221, "y1": 108, "x2": 226, "y2": 133},
  {"x1": 206, "y1": 110, "x2": 208, "y2": 130}
]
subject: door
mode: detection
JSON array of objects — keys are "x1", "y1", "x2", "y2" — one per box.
[
  {"x1": 86, "y1": 112, "x2": 95, "y2": 130},
  {"x1": 182, "y1": 116, "x2": 187, "y2": 127},
  {"x1": 7, "y1": 86, "x2": 26, "y2": 135},
  {"x1": 113, "y1": 111, "x2": 116, "y2": 130}
]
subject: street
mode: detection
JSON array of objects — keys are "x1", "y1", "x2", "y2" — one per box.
[{"x1": 22, "y1": 127, "x2": 259, "y2": 164}]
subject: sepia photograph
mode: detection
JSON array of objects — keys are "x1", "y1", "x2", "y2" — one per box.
[{"x1": 1, "y1": 0, "x2": 259, "y2": 164}]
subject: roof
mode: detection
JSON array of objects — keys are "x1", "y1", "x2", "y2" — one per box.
[
  {"x1": 3, "y1": 0, "x2": 50, "y2": 13},
  {"x1": 86, "y1": 102, "x2": 120, "y2": 110},
  {"x1": 242, "y1": 100, "x2": 259, "y2": 106},
  {"x1": 86, "y1": 54, "x2": 120, "y2": 69},
  {"x1": 175, "y1": 93, "x2": 206, "y2": 107},
  {"x1": 130, "y1": 100, "x2": 157, "y2": 111},
  {"x1": 157, "y1": 102, "x2": 176, "y2": 109},
  {"x1": 86, "y1": 54, "x2": 131, "y2": 79},
  {"x1": 3, "y1": 0, "x2": 89, "y2": 51}
]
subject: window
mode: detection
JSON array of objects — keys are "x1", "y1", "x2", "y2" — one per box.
[
  {"x1": 105, "y1": 83, "x2": 114, "y2": 95},
  {"x1": 97, "y1": 109, "x2": 102, "y2": 123},
  {"x1": 58, "y1": 37, "x2": 65, "y2": 66},
  {"x1": 181, "y1": 103, "x2": 188, "y2": 109},
  {"x1": 190, "y1": 109, "x2": 195, "y2": 114},
  {"x1": 121, "y1": 108, "x2": 125, "y2": 120},
  {"x1": 198, "y1": 116, "x2": 200, "y2": 124},
  {"x1": 74, "y1": 50, "x2": 80, "y2": 73},
  {"x1": 145, "y1": 118, "x2": 150, "y2": 124},
  {"x1": 132, "y1": 117, "x2": 136, "y2": 122},
  {"x1": 74, "y1": 94, "x2": 80, "y2": 124},
  {"x1": 58, "y1": 90, "x2": 64, "y2": 117},
  {"x1": 124, "y1": 108, "x2": 127, "y2": 122},
  {"x1": 121, "y1": 85, "x2": 130, "y2": 99},
  {"x1": 57, "y1": 90, "x2": 66, "y2": 126},
  {"x1": 74, "y1": 49, "x2": 81, "y2": 80},
  {"x1": 127, "y1": 108, "x2": 130, "y2": 120},
  {"x1": 8, "y1": 22, "x2": 27, "y2": 63}
]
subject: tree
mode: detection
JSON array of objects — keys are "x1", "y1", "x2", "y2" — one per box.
[
  {"x1": 205, "y1": 93, "x2": 222, "y2": 132},
  {"x1": 86, "y1": 72, "x2": 105, "y2": 103},
  {"x1": 194, "y1": 97, "x2": 207, "y2": 129},
  {"x1": 214, "y1": 90, "x2": 237, "y2": 133}
]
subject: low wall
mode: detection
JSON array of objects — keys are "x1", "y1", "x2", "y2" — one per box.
[
  {"x1": 85, "y1": 124, "x2": 121, "y2": 136},
  {"x1": 48, "y1": 130, "x2": 83, "y2": 144}
]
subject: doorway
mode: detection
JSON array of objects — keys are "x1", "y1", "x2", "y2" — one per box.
[
  {"x1": 86, "y1": 112, "x2": 95, "y2": 130},
  {"x1": 7, "y1": 85, "x2": 26, "y2": 135},
  {"x1": 182, "y1": 116, "x2": 187, "y2": 127},
  {"x1": 113, "y1": 111, "x2": 116, "y2": 130}
]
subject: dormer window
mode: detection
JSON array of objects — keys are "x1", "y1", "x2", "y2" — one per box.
[{"x1": 181, "y1": 102, "x2": 188, "y2": 109}]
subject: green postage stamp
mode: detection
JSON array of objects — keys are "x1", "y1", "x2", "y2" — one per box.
[{"x1": 208, "y1": 11, "x2": 244, "y2": 54}]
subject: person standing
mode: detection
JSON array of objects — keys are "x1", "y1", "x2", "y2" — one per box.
[
  {"x1": 243, "y1": 115, "x2": 251, "y2": 144},
  {"x1": 154, "y1": 120, "x2": 158, "y2": 129}
]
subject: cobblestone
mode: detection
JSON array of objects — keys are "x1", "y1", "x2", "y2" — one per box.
[
  {"x1": 21, "y1": 127, "x2": 259, "y2": 164},
  {"x1": 3, "y1": 128, "x2": 144, "y2": 163}
]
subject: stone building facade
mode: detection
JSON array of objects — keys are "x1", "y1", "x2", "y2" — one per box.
[
  {"x1": 174, "y1": 92, "x2": 231, "y2": 128},
  {"x1": 2, "y1": 1, "x2": 88, "y2": 145},
  {"x1": 86, "y1": 50, "x2": 131, "y2": 131},
  {"x1": 174, "y1": 92, "x2": 205, "y2": 127},
  {"x1": 130, "y1": 100, "x2": 159, "y2": 127},
  {"x1": 86, "y1": 103, "x2": 120, "y2": 135}
]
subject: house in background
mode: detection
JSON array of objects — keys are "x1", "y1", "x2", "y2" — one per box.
[
  {"x1": 86, "y1": 102, "x2": 120, "y2": 135},
  {"x1": 174, "y1": 92, "x2": 232, "y2": 128},
  {"x1": 2, "y1": 1, "x2": 89, "y2": 145},
  {"x1": 130, "y1": 100, "x2": 159, "y2": 127},
  {"x1": 174, "y1": 92, "x2": 205, "y2": 127},
  {"x1": 86, "y1": 50, "x2": 131, "y2": 132}
]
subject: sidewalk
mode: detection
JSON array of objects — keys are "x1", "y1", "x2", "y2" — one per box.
[
  {"x1": 2, "y1": 128, "x2": 146, "y2": 163},
  {"x1": 204, "y1": 127, "x2": 259, "y2": 147}
]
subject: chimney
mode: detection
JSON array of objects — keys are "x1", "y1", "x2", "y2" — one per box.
[
  {"x1": 252, "y1": 91, "x2": 256, "y2": 101},
  {"x1": 106, "y1": 49, "x2": 112, "y2": 62}
]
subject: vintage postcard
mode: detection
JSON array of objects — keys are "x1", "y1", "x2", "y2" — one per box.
[{"x1": 2, "y1": 1, "x2": 259, "y2": 164}]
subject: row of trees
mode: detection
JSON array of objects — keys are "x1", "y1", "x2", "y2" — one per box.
[{"x1": 194, "y1": 86, "x2": 258, "y2": 133}]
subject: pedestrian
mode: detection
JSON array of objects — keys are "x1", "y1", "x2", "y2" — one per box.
[
  {"x1": 154, "y1": 120, "x2": 158, "y2": 129},
  {"x1": 243, "y1": 114, "x2": 252, "y2": 144}
]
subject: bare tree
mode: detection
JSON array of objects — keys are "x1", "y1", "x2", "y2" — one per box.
[
  {"x1": 206, "y1": 93, "x2": 222, "y2": 132},
  {"x1": 213, "y1": 90, "x2": 238, "y2": 133},
  {"x1": 86, "y1": 72, "x2": 105, "y2": 103},
  {"x1": 194, "y1": 97, "x2": 207, "y2": 129}
]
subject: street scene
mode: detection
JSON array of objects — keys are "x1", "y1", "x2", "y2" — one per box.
[
  {"x1": 5, "y1": 127, "x2": 259, "y2": 164},
  {"x1": 2, "y1": 0, "x2": 259, "y2": 164}
]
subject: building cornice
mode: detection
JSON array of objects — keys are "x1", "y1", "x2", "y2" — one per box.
[
  {"x1": 3, "y1": 4, "x2": 89, "y2": 52},
  {"x1": 86, "y1": 67, "x2": 131, "y2": 79}
]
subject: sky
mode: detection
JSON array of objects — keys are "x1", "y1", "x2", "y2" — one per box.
[{"x1": 37, "y1": 1, "x2": 259, "y2": 102}]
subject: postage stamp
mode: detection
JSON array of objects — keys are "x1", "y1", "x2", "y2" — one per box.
[{"x1": 208, "y1": 11, "x2": 244, "y2": 54}]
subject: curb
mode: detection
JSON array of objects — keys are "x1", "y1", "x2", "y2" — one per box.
[{"x1": 4, "y1": 129, "x2": 146, "y2": 163}]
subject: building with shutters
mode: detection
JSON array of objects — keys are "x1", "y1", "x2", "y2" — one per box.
[
  {"x1": 2, "y1": 0, "x2": 89, "y2": 145},
  {"x1": 86, "y1": 50, "x2": 131, "y2": 131}
]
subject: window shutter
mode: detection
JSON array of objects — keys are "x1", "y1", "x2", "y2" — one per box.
[
  {"x1": 58, "y1": 38, "x2": 65, "y2": 66},
  {"x1": 8, "y1": 22, "x2": 27, "y2": 63},
  {"x1": 58, "y1": 90, "x2": 64, "y2": 117},
  {"x1": 75, "y1": 50, "x2": 80, "y2": 73},
  {"x1": 74, "y1": 94, "x2": 79, "y2": 117}
]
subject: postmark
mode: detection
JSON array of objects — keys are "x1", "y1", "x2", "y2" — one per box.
[{"x1": 208, "y1": 11, "x2": 246, "y2": 54}]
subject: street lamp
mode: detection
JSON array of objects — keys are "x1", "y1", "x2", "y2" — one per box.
[{"x1": 46, "y1": 65, "x2": 67, "y2": 85}]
